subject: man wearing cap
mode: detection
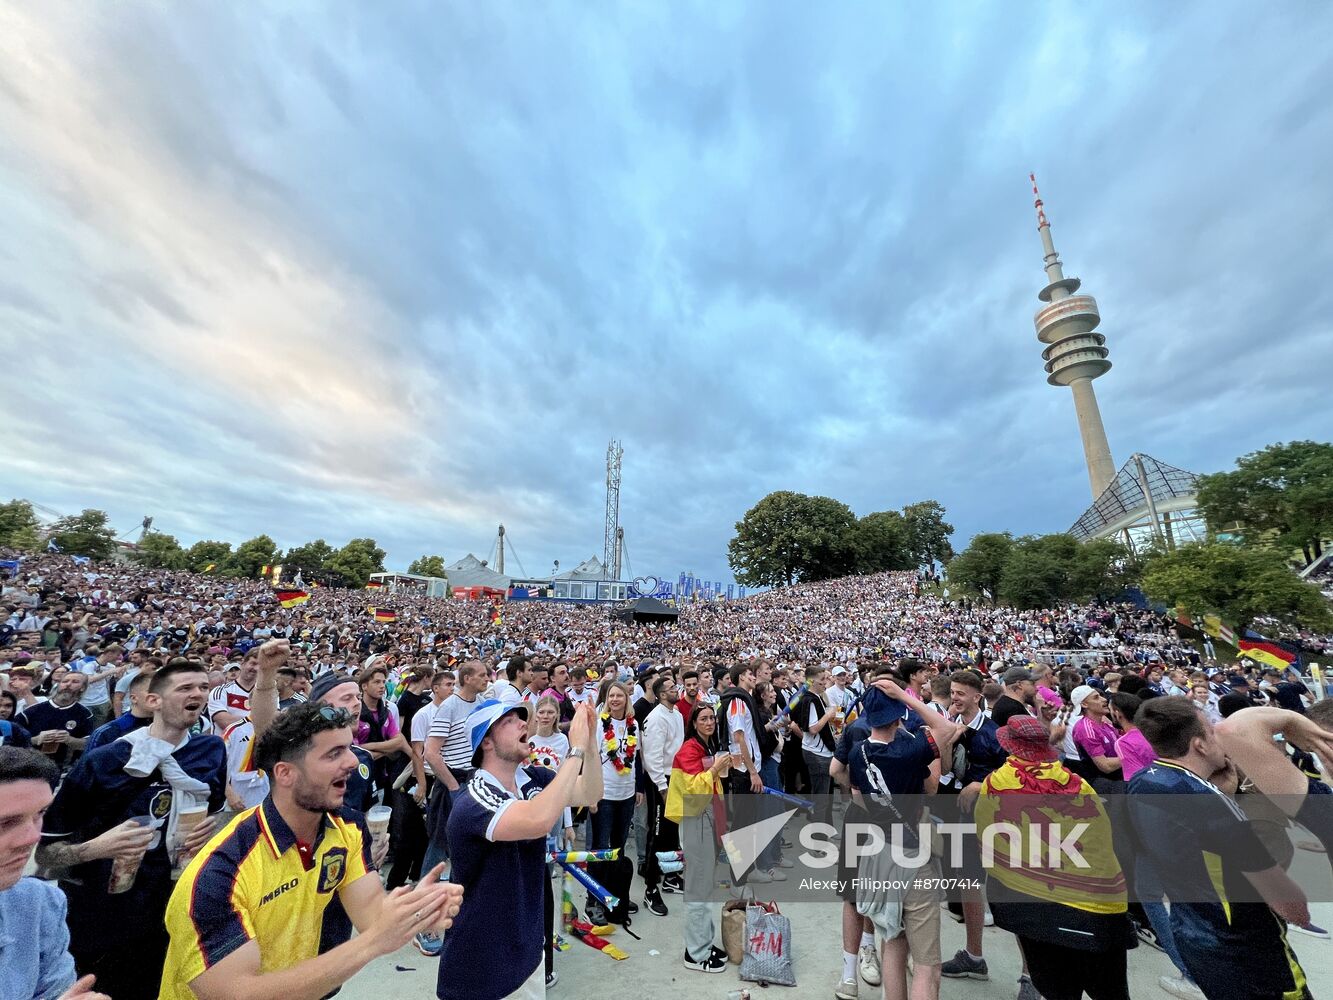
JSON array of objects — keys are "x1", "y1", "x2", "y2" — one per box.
[
  {"x1": 826, "y1": 665, "x2": 853, "y2": 714},
  {"x1": 847, "y1": 678, "x2": 964, "y2": 1000},
  {"x1": 991, "y1": 667, "x2": 1038, "y2": 728},
  {"x1": 438, "y1": 698, "x2": 602, "y2": 1000}
]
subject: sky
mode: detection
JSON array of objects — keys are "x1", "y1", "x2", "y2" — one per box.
[{"x1": 2, "y1": 3, "x2": 1330, "y2": 586}]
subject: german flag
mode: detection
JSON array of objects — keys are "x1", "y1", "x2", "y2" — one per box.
[
  {"x1": 1238, "y1": 638, "x2": 1295, "y2": 670},
  {"x1": 276, "y1": 589, "x2": 311, "y2": 608},
  {"x1": 490, "y1": 605, "x2": 503, "y2": 625},
  {"x1": 374, "y1": 609, "x2": 397, "y2": 623},
  {"x1": 202, "y1": 563, "x2": 216, "y2": 573},
  {"x1": 366, "y1": 580, "x2": 384, "y2": 589}
]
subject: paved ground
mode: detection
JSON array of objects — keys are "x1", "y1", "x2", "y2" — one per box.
[{"x1": 343, "y1": 850, "x2": 1333, "y2": 1000}]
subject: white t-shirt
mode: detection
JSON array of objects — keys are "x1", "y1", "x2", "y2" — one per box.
[
  {"x1": 488, "y1": 678, "x2": 521, "y2": 706},
  {"x1": 825, "y1": 684, "x2": 852, "y2": 712},
  {"x1": 223, "y1": 720, "x2": 269, "y2": 810},
  {"x1": 412, "y1": 699, "x2": 442, "y2": 774},
  {"x1": 567, "y1": 687, "x2": 596, "y2": 706},
  {"x1": 802, "y1": 697, "x2": 833, "y2": 758},
  {"x1": 724, "y1": 696, "x2": 759, "y2": 774},
  {"x1": 599, "y1": 715, "x2": 636, "y2": 801}
]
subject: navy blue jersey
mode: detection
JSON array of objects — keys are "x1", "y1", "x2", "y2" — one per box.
[
  {"x1": 42, "y1": 732, "x2": 226, "y2": 948},
  {"x1": 1128, "y1": 759, "x2": 1308, "y2": 998},
  {"x1": 86, "y1": 712, "x2": 152, "y2": 752},
  {"x1": 438, "y1": 765, "x2": 555, "y2": 999}
]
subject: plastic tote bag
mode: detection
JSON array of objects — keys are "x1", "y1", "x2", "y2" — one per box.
[{"x1": 740, "y1": 902, "x2": 796, "y2": 987}]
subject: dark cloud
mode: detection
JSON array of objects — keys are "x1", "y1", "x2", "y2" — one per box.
[{"x1": 1, "y1": 4, "x2": 1330, "y2": 582}]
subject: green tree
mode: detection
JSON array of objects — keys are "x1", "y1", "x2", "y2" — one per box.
[
  {"x1": 184, "y1": 540, "x2": 234, "y2": 574},
  {"x1": 848, "y1": 511, "x2": 912, "y2": 574},
  {"x1": 1141, "y1": 541, "x2": 1333, "y2": 632},
  {"x1": 326, "y1": 538, "x2": 387, "y2": 588},
  {"x1": 0, "y1": 499, "x2": 42, "y2": 551},
  {"x1": 1070, "y1": 537, "x2": 1140, "y2": 602},
  {"x1": 48, "y1": 509, "x2": 117, "y2": 561},
  {"x1": 727, "y1": 492, "x2": 856, "y2": 587},
  {"x1": 1196, "y1": 440, "x2": 1333, "y2": 565},
  {"x1": 407, "y1": 554, "x2": 447, "y2": 577},
  {"x1": 233, "y1": 535, "x2": 280, "y2": 579},
  {"x1": 997, "y1": 534, "x2": 1083, "y2": 609},
  {"x1": 902, "y1": 500, "x2": 955, "y2": 566},
  {"x1": 284, "y1": 539, "x2": 334, "y2": 575},
  {"x1": 131, "y1": 532, "x2": 187, "y2": 570},
  {"x1": 947, "y1": 533, "x2": 1015, "y2": 600}
]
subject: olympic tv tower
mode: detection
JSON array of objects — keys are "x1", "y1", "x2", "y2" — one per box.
[{"x1": 1030, "y1": 174, "x2": 1116, "y2": 499}]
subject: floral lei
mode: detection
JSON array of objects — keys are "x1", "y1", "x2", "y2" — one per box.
[{"x1": 601, "y1": 710, "x2": 638, "y2": 775}]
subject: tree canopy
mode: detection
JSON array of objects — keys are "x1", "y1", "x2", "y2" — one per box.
[
  {"x1": 1140, "y1": 541, "x2": 1333, "y2": 632},
  {"x1": 1196, "y1": 440, "x2": 1333, "y2": 565},
  {"x1": 48, "y1": 509, "x2": 118, "y2": 561},
  {"x1": 407, "y1": 554, "x2": 447, "y2": 577},
  {"x1": 184, "y1": 540, "x2": 234, "y2": 575},
  {"x1": 130, "y1": 532, "x2": 187, "y2": 570},
  {"x1": 727, "y1": 492, "x2": 951, "y2": 588},
  {"x1": 947, "y1": 532, "x2": 1138, "y2": 610},
  {"x1": 233, "y1": 535, "x2": 280, "y2": 579},
  {"x1": 325, "y1": 537, "x2": 387, "y2": 588},
  {"x1": 284, "y1": 539, "x2": 334, "y2": 575},
  {"x1": 0, "y1": 499, "x2": 41, "y2": 551}
]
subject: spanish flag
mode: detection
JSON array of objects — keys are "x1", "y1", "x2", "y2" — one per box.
[
  {"x1": 1238, "y1": 638, "x2": 1295, "y2": 670},
  {"x1": 276, "y1": 589, "x2": 311, "y2": 608},
  {"x1": 374, "y1": 609, "x2": 397, "y2": 623}
]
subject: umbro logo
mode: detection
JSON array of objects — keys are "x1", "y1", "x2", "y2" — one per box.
[{"x1": 259, "y1": 877, "x2": 299, "y2": 906}]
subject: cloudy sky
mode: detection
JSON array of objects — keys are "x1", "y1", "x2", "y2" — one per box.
[{"x1": 2, "y1": 3, "x2": 1329, "y2": 585}]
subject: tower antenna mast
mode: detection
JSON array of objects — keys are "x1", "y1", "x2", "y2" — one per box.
[
  {"x1": 1029, "y1": 174, "x2": 1116, "y2": 499},
  {"x1": 604, "y1": 440, "x2": 623, "y2": 580}
]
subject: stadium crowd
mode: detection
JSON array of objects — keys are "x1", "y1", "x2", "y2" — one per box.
[{"x1": 2, "y1": 553, "x2": 1331, "y2": 1000}]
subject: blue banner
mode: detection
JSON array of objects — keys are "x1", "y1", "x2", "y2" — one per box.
[{"x1": 727, "y1": 583, "x2": 734, "y2": 599}]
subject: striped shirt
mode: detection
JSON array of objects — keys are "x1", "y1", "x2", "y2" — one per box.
[
  {"x1": 159, "y1": 798, "x2": 372, "y2": 1000},
  {"x1": 428, "y1": 693, "x2": 481, "y2": 770}
]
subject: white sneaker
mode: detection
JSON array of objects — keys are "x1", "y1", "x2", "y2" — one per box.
[
  {"x1": 766, "y1": 867, "x2": 788, "y2": 882},
  {"x1": 748, "y1": 868, "x2": 775, "y2": 883},
  {"x1": 858, "y1": 943, "x2": 882, "y2": 986},
  {"x1": 1158, "y1": 975, "x2": 1205, "y2": 999},
  {"x1": 835, "y1": 977, "x2": 859, "y2": 1000}
]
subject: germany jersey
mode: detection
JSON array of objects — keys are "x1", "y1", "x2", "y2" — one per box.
[{"x1": 158, "y1": 797, "x2": 373, "y2": 1000}]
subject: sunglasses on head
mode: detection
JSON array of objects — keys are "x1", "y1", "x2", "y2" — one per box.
[{"x1": 315, "y1": 705, "x2": 353, "y2": 726}]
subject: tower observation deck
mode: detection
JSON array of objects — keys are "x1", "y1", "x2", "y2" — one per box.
[{"x1": 1030, "y1": 174, "x2": 1116, "y2": 499}]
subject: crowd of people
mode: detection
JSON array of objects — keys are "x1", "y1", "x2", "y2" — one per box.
[{"x1": 2, "y1": 552, "x2": 1331, "y2": 1000}]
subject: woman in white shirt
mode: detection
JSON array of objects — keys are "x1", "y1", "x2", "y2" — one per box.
[{"x1": 588, "y1": 680, "x2": 642, "y2": 920}]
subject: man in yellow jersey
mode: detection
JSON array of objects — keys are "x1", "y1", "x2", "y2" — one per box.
[{"x1": 159, "y1": 702, "x2": 462, "y2": 1000}]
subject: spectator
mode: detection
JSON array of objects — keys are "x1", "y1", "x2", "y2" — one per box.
[
  {"x1": 0, "y1": 746, "x2": 105, "y2": 1000},
  {"x1": 437, "y1": 700, "x2": 600, "y2": 998},
  {"x1": 158, "y1": 702, "x2": 462, "y2": 1000},
  {"x1": 36, "y1": 659, "x2": 225, "y2": 1000},
  {"x1": 665, "y1": 702, "x2": 732, "y2": 975}
]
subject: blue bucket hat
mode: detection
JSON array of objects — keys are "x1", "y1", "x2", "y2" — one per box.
[
  {"x1": 861, "y1": 687, "x2": 907, "y2": 728},
  {"x1": 467, "y1": 698, "x2": 529, "y2": 766}
]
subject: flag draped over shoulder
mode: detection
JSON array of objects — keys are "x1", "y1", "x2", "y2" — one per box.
[
  {"x1": 276, "y1": 589, "x2": 311, "y2": 608},
  {"x1": 976, "y1": 759, "x2": 1126, "y2": 914}
]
